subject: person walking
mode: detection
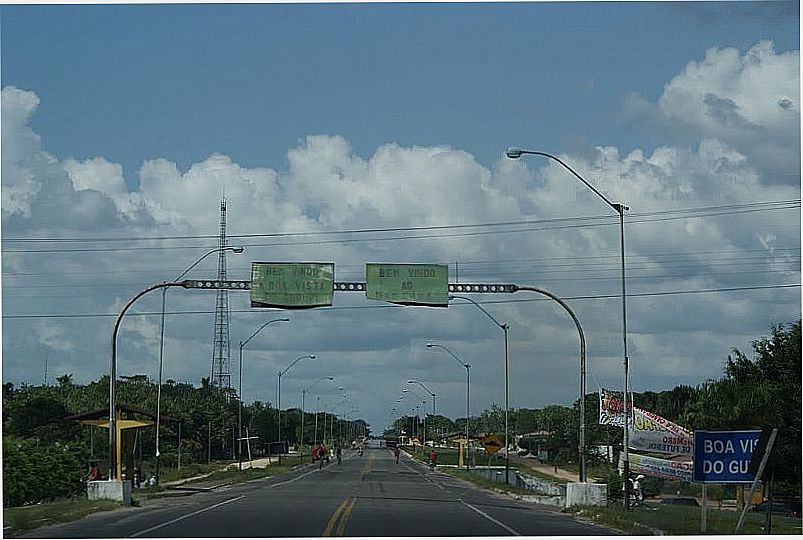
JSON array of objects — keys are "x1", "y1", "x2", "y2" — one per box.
[{"x1": 394, "y1": 447, "x2": 400, "y2": 464}]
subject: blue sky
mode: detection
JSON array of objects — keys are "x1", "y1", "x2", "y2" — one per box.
[
  {"x1": 3, "y1": 2, "x2": 798, "y2": 186},
  {"x1": 1, "y1": 2, "x2": 800, "y2": 432}
]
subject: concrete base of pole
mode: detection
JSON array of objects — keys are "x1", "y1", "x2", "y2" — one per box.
[
  {"x1": 565, "y1": 482, "x2": 607, "y2": 508},
  {"x1": 87, "y1": 480, "x2": 132, "y2": 506}
]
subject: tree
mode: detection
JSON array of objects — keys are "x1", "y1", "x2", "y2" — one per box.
[{"x1": 684, "y1": 321, "x2": 801, "y2": 496}]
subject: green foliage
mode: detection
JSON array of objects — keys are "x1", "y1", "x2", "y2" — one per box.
[
  {"x1": 3, "y1": 436, "x2": 87, "y2": 507},
  {"x1": 3, "y1": 498, "x2": 120, "y2": 533},
  {"x1": 683, "y1": 320, "x2": 801, "y2": 495}
]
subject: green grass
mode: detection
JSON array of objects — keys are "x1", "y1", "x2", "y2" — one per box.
[
  {"x1": 442, "y1": 467, "x2": 535, "y2": 497},
  {"x1": 136, "y1": 456, "x2": 304, "y2": 498},
  {"x1": 3, "y1": 498, "x2": 121, "y2": 536},
  {"x1": 3, "y1": 457, "x2": 309, "y2": 534},
  {"x1": 179, "y1": 457, "x2": 302, "y2": 487},
  {"x1": 569, "y1": 503, "x2": 803, "y2": 535}
]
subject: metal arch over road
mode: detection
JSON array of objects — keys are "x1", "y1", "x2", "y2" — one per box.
[
  {"x1": 109, "y1": 272, "x2": 586, "y2": 482},
  {"x1": 184, "y1": 276, "x2": 589, "y2": 480},
  {"x1": 182, "y1": 278, "x2": 518, "y2": 294}
]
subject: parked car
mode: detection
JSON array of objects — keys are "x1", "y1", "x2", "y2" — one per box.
[
  {"x1": 751, "y1": 501, "x2": 800, "y2": 518},
  {"x1": 661, "y1": 496, "x2": 700, "y2": 507}
]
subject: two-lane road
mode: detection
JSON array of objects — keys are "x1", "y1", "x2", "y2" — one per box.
[{"x1": 23, "y1": 443, "x2": 615, "y2": 537}]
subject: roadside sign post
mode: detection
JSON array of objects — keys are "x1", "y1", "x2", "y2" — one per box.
[
  {"x1": 693, "y1": 430, "x2": 762, "y2": 484},
  {"x1": 735, "y1": 428, "x2": 778, "y2": 534},
  {"x1": 481, "y1": 434, "x2": 503, "y2": 455},
  {"x1": 692, "y1": 429, "x2": 770, "y2": 535}
]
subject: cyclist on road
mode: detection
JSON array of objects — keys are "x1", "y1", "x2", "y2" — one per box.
[
  {"x1": 428, "y1": 449, "x2": 437, "y2": 470},
  {"x1": 394, "y1": 447, "x2": 400, "y2": 464},
  {"x1": 336, "y1": 446, "x2": 342, "y2": 465}
]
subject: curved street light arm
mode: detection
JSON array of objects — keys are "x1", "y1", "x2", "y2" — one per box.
[
  {"x1": 406, "y1": 379, "x2": 435, "y2": 397},
  {"x1": 426, "y1": 343, "x2": 470, "y2": 369},
  {"x1": 449, "y1": 295, "x2": 507, "y2": 330},
  {"x1": 174, "y1": 246, "x2": 244, "y2": 282},
  {"x1": 281, "y1": 354, "x2": 316, "y2": 376},
  {"x1": 241, "y1": 318, "x2": 290, "y2": 349},
  {"x1": 512, "y1": 284, "x2": 588, "y2": 483},
  {"x1": 505, "y1": 149, "x2": 622, "y2": 212},
  {"x1": 402, "y1": 387, "x2": 426, "y2": 402},
  {"x1": 304, "y1": 376, "x2": 335, "y2": 394}
]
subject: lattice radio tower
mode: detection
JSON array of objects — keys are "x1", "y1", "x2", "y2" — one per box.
[{"x1": 210, "y1": 197, "x2": 232, "y2": 389}]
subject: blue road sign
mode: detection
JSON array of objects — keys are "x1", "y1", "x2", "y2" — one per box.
[{"x1": 693, "y1": 430, "x2": 761, "y2": 483}]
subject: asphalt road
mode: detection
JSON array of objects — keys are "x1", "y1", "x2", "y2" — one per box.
[{"x1": 22, "y1": 442, "x2": 615, "y2": 537}]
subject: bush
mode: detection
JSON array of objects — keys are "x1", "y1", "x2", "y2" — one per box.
[{"x1": 3, "y1": 436, "x2": 87, "y2": 507}]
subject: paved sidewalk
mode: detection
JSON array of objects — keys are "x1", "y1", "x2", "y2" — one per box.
[{"x1": 508, "y1": 455, "x2": 598, "y2": 483}]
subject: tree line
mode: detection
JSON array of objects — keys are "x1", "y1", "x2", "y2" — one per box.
[
  {"x1": 3, "y1": 320, "x2": 799, "y2": 506},
  {"x1": 1, "y1": 373, "x2": 365, "y2": 507},
  {"x1": 388, "y1": 321, "x2": 800, "y2": 498}
]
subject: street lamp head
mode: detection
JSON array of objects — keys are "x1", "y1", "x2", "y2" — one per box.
[
  {"x1": 426, "y1": 342, "x2": 433, "y2": 348},
  {"x1": 232, "y1": 246, "x2": 245, "y2": 254},
  {"x1": 309, "y1": 354, "x2": 316, "y2": 359},
  {"x1": 505, "y1": 147, "x2": 523, "y2": 159},
  {"x1": 327, "y1": 376, "x2": 334, "y2": 380}
]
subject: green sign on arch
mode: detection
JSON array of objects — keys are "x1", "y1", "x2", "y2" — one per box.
[
  {"x1": 365, "y1": 263, "x2": 449, "y2": 306},
  {"x1": 250, "y1": 262, "x2": 334, "y2": 308}
]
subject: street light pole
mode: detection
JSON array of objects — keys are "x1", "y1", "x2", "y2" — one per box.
[
  {"x1": 111, "y1": 281, "x2": 187, "y2": 480},
  {"x1": 237, "y1": 317, "x2": 289, "y2": 471},
  {"x1": 506, "y1": 147, "x2": 626, "y2": 491},
  {"x1": 511, "y1": 285, "x2": 588, "y2": 483},
  {"x1": 301, "y1": 376, "x2": 334, "y2": 461},
  {"x1": 155, "y1": 246, "x2": 244, "y2": 482},
  {"x1": 406, "y1": 380, "x2": 436, "y2": 448},
  {"x1": 426, "y1": 343, "x2": 472, "y2": 470},
  {"x1": 277, "y1": 354, "x2": 316, "y2": 462},
  {"x1": 449, "y1": 294, "x2": 510, "y2": 483}
]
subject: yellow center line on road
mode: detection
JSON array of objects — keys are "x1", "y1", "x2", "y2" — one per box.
[
  {"x1": 322, "y1": 451, "x2": 374, "y2": 536},
  {"x1": 360, "y1": 451, "x2": 374, "y2": 479},
  {"x1": 322, "y1": 497, "x2": 350, "y2": 537},
  {"x1": 335, "y1": 497, "x2": 356, "y2": 536},
  {"x1": 322, "y1": 496, "x2": 357, "y2": 537}
]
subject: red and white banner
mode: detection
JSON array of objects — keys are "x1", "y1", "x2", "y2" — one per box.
[
  {"x1": 629, "y1": 407, "x2": 694, "y2": 457},
  {"x1": 625, "y1": 452, "x2": 693, "y2": 482},
  {"x1": 599, "y1": 388, "x2": 694, "y2": 456},
  {"x1": 599, "y1": 388, "x2": 631, "y2": 427}
]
